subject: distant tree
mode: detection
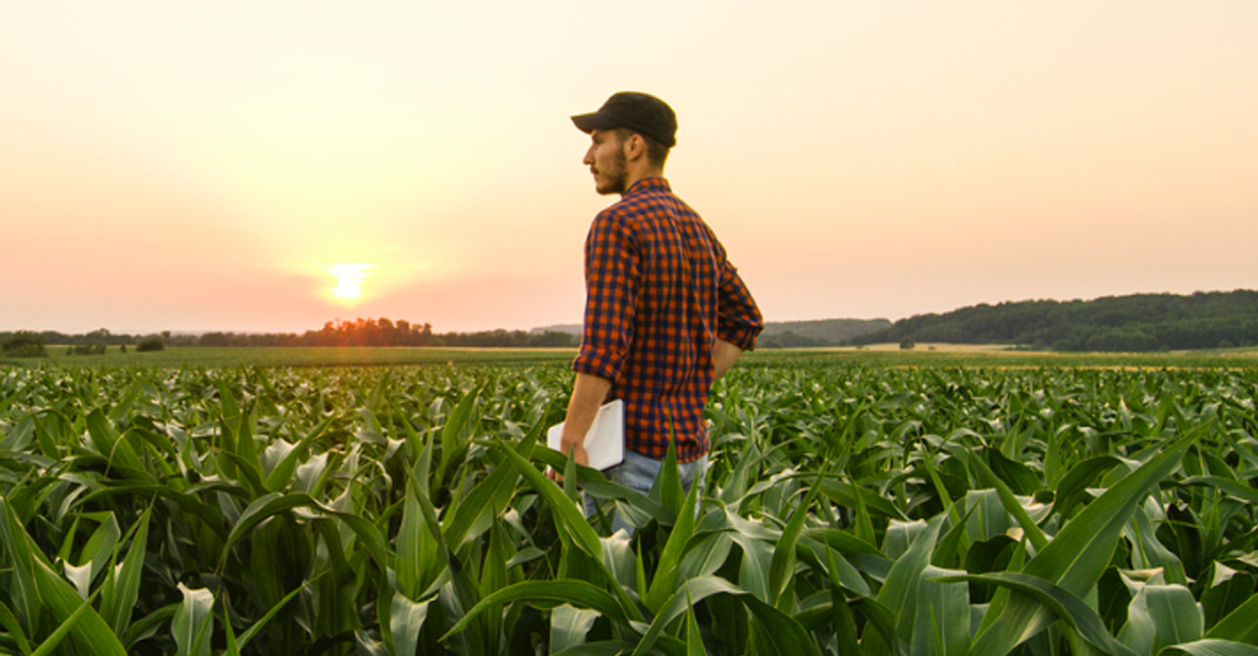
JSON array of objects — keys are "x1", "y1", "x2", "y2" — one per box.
[
  {"x1": 900, "y1": 339, "x2": 916, "y2": 350},
  {"x1": 529, "y1": 331, "x2": 579, "y2": 347},
  {"x1": 2, "y1": 332, "x2": 48, "y2": 358},
  {"x1": 70, "y1": 343, "x2": 107, "y2": 356},
  {"x1": 137, "y1": 336, "x2": 166, "y2": 352},
  {"x1": 199, "y1": 332, "x2": 232, "y2": 347}
]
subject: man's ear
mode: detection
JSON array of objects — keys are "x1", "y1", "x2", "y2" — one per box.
[{"x1": 622, "y1": 133, "x2": 646, "y2": 161}]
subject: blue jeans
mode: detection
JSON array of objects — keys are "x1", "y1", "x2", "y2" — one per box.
[{"x1": 585, "y1": 449, "x2": 707, "y2": 536}]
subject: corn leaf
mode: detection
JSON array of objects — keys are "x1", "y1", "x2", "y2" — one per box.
[
  {"x1": 970, "y1": 432, "x2": 1195, "y2": 656},
  {"x1": 171, "y1": 584, "x2": 213, "y2": 656}
]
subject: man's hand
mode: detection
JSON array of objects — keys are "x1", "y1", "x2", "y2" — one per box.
[
  {"x1": 547, "y1": 439, "x2": 589, "y2": 482},
  {"x1": 547, "y1": 372, "x2": 612, "y2": 482}
]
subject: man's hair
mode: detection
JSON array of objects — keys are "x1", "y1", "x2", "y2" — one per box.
[{"x1": 615, "y1": 128, "x2": 670, "y2": 168}]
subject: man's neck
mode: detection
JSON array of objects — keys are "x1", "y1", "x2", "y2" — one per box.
[{"x1": 621, "y1": 166, "x2": 665, "y2": 196}]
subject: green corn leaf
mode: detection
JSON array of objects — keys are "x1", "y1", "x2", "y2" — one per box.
[
  {"x1": 77, "y1": 483, "x2": 229, "y2": 542},
  {"x1": 731, "y1": 529, "x2": 773, "y2": 602},
  {"x1": 551, "y1": 604, "x2": 600, "y2": 653},
  {"x1": 877, "y1": 514, "x2": 944, "y2": 646},
  {"x1": 965, "y1": 489, "x2": 1015, "y2": 543},
  {"x1": 263, "y1": 413, "x2": 336, "y2": 492},
  {"x1": 222, "y1": 607, "x2": 240, "y2": 656},
  {"x1": 769, "y1": 476, "x2": 821, "y2": 609},
  {"x1": 318, "y1": 504, "x2": 390, "y2": 573},
  {"x1": 396, "y1": 473, "x2": 441, "y2": 600},
  {"x1": 970, "y1": 449, "x2": 1050, "y2": 551},
  {"x1": 355, "y1": 630, "x2": 389, "y2": 656},
  {"x1": 101, "y1": 505, "x2": 151, "y2": 637},
  {"x1": 123, "y1": 604, "x2": 178, "y2": 651},
  {"x1": 970, "y1": 431, "x2": 1195, "y2": 656},
  {"x1": 1162, "y1": 640, "x2": 1258, "y2": 656},
  {"x1": 0, "y1": 600, "x2": 32, "y2": 655},
  {"x1": 216, "y1": 378, "x2": 243, "y2": 422},
  {"x1": 73, "y1": 511, "x2": 121, "y2": 594},
  {"x1": 235, "y1": 575, "x2": 320, "y2": 651},
  {"x1": 1124, "y1": 502, "x2": 1188, "y2": 585},
  {"x1": 1205, "y1": 593, "x2": 1258, "y2": 644},
  {"x1": 797, "y1": 536, "x2": 873, "y2": 597},
  {"x1": 987, "y1": 448, "x2": 1043, "y2": 496},
  {"x1": 653, "y1": 437, "x2": 684, "y2": 516},
  {"x1": 552, "y1": 642, "x2": 638, "y2": 656},
  {"x1": 218, "y1": 492, "x2": 317, "y2": 569},
  {"x1": 29, "y1": 593, "x2": 96, "y2": 656},
  {"x1": 442, "y1": 579, "x2": 634, "y2": 641},
  {"x1": 1054, "y1": 455, "x2": 1123, "y2": 520},
  {"x1": 171, "y1": 584, "x2": 213, "y2": 656},
  {"x1": 437, "y1": 386, "x2": 480, "y2": 487},
  {"x1": 443, "y1": 428, "x2": 536, "y2": 552},
  {"x1": 646, "y1": 469, "x2": 701, "y2": 612},
  {"x1": 390, "y1": 591, "x2": 432, "y2": 656},
  {"x1": 0, "y1": 497, "x2": 128, "y2": 656},
  {"x1": 1192, "y1": 561, "x2": 1252, "y2": 629},
  {"x1": 479, "y1": 522, "x2": 511, "y2": 656},
  {"x1": 494, "y1": 439, "x2": 603, "y2": 561},
  {"x1": 686, "y1": 591, "x2": 706, "y2": 656},
  {"x1": 911, "y1": 566, "x2": 970, "y2": 656},
  {"x1": 85, "y1": 409, "x2": 150, "y2": 482},
  {"x1": 820, "y1": 478, "x2": 910, "y2": 522},
  {"x1": 678, "y1": 531, "x2": 734, "y2": 582},
  {"x1": 1116, "y1": 582, "x2": 1202, "y2": 656},
  {"x1": 720, "y1": 440, "x2": 759, "y2": 505},
  {"x1": 822, "y1": 546, "x2": 863, "y2": 656},
  {"x1": 212, "y1": 448, "x2": 267, "y2": 500},
  {"x1": 939, "y1": 571, "x2": 1138, "y2": 656},
  {"x1": 632, "y1": 575, "x2": 821, "y2": 656}
]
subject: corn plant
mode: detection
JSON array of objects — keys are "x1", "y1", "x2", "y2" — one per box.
[{"x1": 1, "y1": 362, "x2": 1257, "y2": 654}]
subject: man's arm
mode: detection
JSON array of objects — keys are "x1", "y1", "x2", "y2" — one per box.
[
  {"x1": 548, "y1": 372, "x2": 613, "y2": 480},
  {"x1": 713, "y1": 338, "x2": 744, "y2": 381}
]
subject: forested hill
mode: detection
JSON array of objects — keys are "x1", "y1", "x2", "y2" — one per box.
[
  {"x1": 533, "y1": 318, "x2": 893, "y2": 348},
  {"x1": 848, "y1": 290, "x2": 1258, "y2": 352},
  {"x1": 758, "y1": 318, "x2": 891, "y2": 348}
]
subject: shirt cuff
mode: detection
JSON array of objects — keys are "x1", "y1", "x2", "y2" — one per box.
[
  {"x1": 718, "y1": 323, "x2": 762, "y2": 352},
  {"x1": 571, "y1": 345, "x2": 623, "y2": 381}
]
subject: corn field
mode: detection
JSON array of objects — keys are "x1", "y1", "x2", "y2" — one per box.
[{"x1": 2, "y1": 362, "x2": 1258, "y2": 655}]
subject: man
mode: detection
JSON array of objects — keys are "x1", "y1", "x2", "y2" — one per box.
[{"x1": 554, "y1": 91, "x2": 763, "y2": 521}]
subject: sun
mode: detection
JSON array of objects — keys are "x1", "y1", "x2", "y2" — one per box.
[{"x1": 326, "y1": 263, "x2": 376, "y2": 303}]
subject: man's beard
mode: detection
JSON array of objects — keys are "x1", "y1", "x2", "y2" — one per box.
[{"x1": 598, "y1": 150, "x2": 629, "y2": 195}]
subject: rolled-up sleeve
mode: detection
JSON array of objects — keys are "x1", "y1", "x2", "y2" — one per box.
[
  {"x1": 716, "y1": 259, "x2": 763, "y2": 351},
  {"x1": 572, "y1": 211, "x2": 640, "y2": 381}
]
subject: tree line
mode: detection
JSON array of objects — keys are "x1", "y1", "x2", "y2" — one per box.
[
  {"x1": 847, "y1": 289, "x2": 1258, "y2": 352},
  {"x1": 1, "y1": 318, "x2": 579, "y2": 357},
  {"x1": 196, "y1": 318, "x2": 578, "y2": 348}
]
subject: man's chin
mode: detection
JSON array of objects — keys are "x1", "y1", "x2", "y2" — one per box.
[{"x1": 595, "y1": 178, "x2": 627, "y2": 196}]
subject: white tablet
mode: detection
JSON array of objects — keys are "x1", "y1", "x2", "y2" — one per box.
[{"x1": 547, "y1": 399, "x2": 625, "y2": 470}]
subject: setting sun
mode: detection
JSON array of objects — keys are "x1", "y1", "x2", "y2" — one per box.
[{"x1": 327, "y1": 263, "x2": 376, "y2": 303}]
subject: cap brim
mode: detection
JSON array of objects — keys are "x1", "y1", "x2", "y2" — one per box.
[{"x1": 571, "y1": 112, "x2": 617, "y2": 134}]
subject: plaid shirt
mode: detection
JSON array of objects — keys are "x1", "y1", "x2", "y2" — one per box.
[{"x1": 572, "y1": 177, "x2": 762, "y2": 463}]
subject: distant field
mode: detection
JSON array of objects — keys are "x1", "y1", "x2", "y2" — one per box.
[
  {"x1": 752, "y1": 344, "x2": 1258, "y2": 368},
  {"x1": 4, "y1": 343, "x2": 1257, "y2": 369}
]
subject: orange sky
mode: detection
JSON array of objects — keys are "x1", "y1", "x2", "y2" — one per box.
[{"x1": 3, "y1": 2, "x2": 1255, "y2": 334}]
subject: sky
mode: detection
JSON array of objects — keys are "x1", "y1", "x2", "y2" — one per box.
[{"x1": 3, "y1": 2, "x2": 1255, "y2": 335}]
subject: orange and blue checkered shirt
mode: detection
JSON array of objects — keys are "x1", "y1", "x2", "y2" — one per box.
[{"x1": 572, "y1": 177, "x2": 763, "y2": 463}]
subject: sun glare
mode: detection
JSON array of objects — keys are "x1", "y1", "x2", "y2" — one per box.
[{"x1": 327, "y1": 263, "x2": 376, "y2": 303}]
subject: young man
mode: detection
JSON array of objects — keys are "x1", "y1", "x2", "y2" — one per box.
[{"x1": 554, "y1": 91, "x2": 763, "y2": 516}]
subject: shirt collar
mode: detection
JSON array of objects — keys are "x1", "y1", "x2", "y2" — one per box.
[{"x1": 625, "y1": 177, "x2": 670, "y2": 196}]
